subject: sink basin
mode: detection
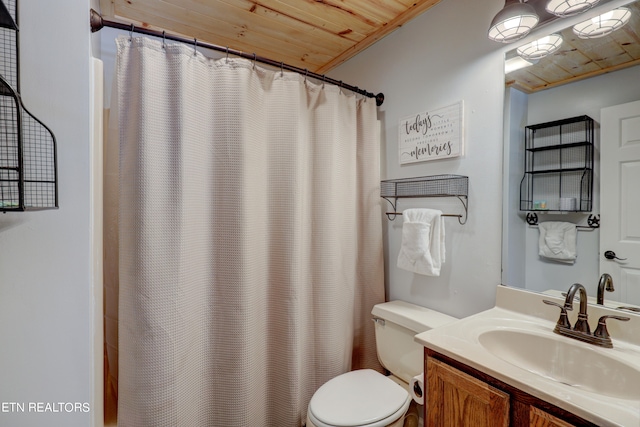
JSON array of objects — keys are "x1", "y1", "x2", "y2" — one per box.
[
  {"x1": 415, "y1": 288, "x2": 640, "y2": 427},
  {"x1": 478, "y1": 329, "x2": 640, "y2": 400}
]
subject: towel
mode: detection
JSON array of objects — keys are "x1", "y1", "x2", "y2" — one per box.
[
  {"x1": 538, "y1": 221, "x2": 577, "y2": 264},
  {"x1": 397, "y1": 208, "x2": 445, "y2": 276}
]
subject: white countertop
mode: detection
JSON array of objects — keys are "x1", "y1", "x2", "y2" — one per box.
[{"x1": 414, "y1": 286, "x2": 640, "y2": 427}]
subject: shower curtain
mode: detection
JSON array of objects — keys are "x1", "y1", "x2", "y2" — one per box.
[{"x1": 114, "y1": 36, "x2": 384, "y2": 427}]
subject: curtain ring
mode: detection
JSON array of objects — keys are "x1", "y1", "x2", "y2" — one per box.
[
  {"x1": 280, "y1": 61, "x2": 284, "y2": 77},
  {"x1": 252, "y1": 53, "x2": 256, "y2": 69},
  {"x1": 162, "y1": 31, "x2": 166, "y2": 48},
  {"x1": 129, "y1": 24, "x2": 134, "y2": 41},
  {"x1": 304, "y1": 69, "x2": 308, "y2": 82},
  {"x1": 193, "y1": 38, "x2": 198, "y2": 56},
  {"x1": 322, "y1": 75, "x2": 326, "y2": 88},
  {"x1": 226, "y1": 47, "x2": 229, "y2": 63}
]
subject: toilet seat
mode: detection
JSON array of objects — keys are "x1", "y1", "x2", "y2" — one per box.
[{"x1": 307, "y1": 369, "x2": 412, "y2": 427}]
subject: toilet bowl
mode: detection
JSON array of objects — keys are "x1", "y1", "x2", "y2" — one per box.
[
  {"x1": 306, "y1": 300, "x2": 457, "y2": 427},
  {"x1": 306, "y1": 369, "x2": 411, "y2": 427}
]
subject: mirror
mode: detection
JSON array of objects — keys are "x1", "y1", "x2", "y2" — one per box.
[
  {"x1": 505, "y1": 0, "x2": 640, "y2": 93},
  {"x1": 502, "y1": 0, "x2": 640, "y2": 308}
]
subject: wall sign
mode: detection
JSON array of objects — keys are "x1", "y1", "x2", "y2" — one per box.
[{"x1": 398, "y1": 101, "x2": 463, "y2": 164}]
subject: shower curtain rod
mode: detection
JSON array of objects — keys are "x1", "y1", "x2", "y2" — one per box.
[{"x1": 90, "y1": 9, "x2": 385, "y2": 106}]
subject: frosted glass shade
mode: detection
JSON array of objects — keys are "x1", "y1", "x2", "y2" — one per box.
[
  {"x1": 546, "y1": 0, "x2": 600, "y2": 18},
  {"x1": 573, "y1": 7, "x2": 631, "y2": 39},
  {"x1": 488, "y1": 0, "x2": 539, "y2": 43},
  {"x1": 516, "y1": 34, "x2": 564, "y2": 60}
]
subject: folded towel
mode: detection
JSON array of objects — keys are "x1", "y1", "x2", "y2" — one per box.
[
  {"x1": 397, "y1": 208, "x2": 445, "y2": 276},
  {"x1": 538, "y1": 221, "x2": 577, "y2": 264}
]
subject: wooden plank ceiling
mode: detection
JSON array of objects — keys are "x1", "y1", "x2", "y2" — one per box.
[
  {"x1": 99, "y1": 0, "x2": 443, "y2": 73},
  {"x1": 506, "y1": 1, "x2": 640, "y2": 93},
  {"x1": 99, "y1": 0, "x2": 639, "y2": 89}
]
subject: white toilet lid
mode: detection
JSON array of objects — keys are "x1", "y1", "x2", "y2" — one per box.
[{"x1": 308, "y1": 369, "x2": 410, "y2": 427}]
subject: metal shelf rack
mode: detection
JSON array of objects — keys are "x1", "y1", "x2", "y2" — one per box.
[
  {"x1": 380, "y1": 174, "x2": 468, "y2": 224},
  {"x1": 519, "y1": 115, "x2": 593, "y2": 213},
  {"x1": 0, "y1": 0, "x2": 58, "y2": 212}
]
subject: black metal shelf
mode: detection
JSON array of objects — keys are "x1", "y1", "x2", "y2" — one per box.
[
  {"x1": 523, "y1": 167, "x2": 590, "y2": 175},
  {"x1": 525, "y1": 140, "x2": 591, "y2": 153},
  {"x1": 0, "y1": 0, "x2": 58, "y2": 212},
  {"x1": 520, "y1": 115, "x2": 593, "y2": 213},
  {"x1": 0, "y1": 0, "x2": 16, "y2": 30}
]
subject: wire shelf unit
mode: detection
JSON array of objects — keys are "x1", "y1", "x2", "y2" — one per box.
[
  {"x1": 0, "y1": 0, "x2": 57, "y2": 212},
  {"x1": 380, "y1": 174, "x2": 468, "y2": 224},
  {"x1": 520, "y1": 115, "x2": 593, "y2": 213}
]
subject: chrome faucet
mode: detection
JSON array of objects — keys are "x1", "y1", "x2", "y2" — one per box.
[
  {"x1": 543, "y1": 282, "x2": 630, "y2": 348},
  {"x1": 597, "y1": 273, "x2": 614, "y2": 305}
]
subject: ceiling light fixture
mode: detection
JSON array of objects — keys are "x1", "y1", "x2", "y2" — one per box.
[
  {"x1": 546, "y1": 0, "x2": 601, "y2": 18},
  {"x1": 516, "y1": 33, "x2": 564, "y2": 60},
  {"x1": 488, "y1": 0, "x2": 539, "y2": 43},
  {"x1": 573, "y1": 7, "x2": 631, "y2": 38}
]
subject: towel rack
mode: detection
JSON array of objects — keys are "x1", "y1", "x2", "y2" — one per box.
[
  {"x1": 526, "y1": 212, "x2": 600, "y2": 229},
  {"x1": 380, "y1": 174, "x2": 468, "y2": 224}
]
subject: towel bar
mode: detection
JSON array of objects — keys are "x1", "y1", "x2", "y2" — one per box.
[
  {"x1": 380, "y1": 175, "x2": 469, "y2": 224},
  {"x1": 385, "y1": 212, "x2": 463, "y2": 220},
  {"x1": 525, "y1": 212, "x2": 600, "y2": 229}
]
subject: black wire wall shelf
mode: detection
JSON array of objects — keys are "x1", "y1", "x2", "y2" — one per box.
[
  {"x1": 0, "y1": 0, "x2": 15, "y2": 30},
  {"x1": 0, "y1": 0, "x2": 58, "y2": 212},
  {"x1": 380, "y1": 174, "x2": 468, "y2": 224},
  {"x1": 519, "y1": 115, "x2": 593, "y2": 214}
]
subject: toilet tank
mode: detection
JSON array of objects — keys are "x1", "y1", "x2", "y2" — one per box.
[{"x1": 371, "y1": 300, "x2": 457, "y2": 384}]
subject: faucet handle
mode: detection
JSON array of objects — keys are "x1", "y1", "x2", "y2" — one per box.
[
  {"x1": 594, "y1": 315, "x2": 630, "y2": 340},
  {"x1": 543, "y1": 300, "x2": 571, "y2": 329}
]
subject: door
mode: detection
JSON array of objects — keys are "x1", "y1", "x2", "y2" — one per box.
[
  {"x1": 529, "y1": 406, "x2": 576, "y2": 427},
  {"x1": 426, "y1": 357, "x2": 509, "y2": 427},
  {"x1": 600, "y1": 100, "x2": 640, "y2": 305}
]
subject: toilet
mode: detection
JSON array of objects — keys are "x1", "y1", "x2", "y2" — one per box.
[{"x1": 306, "y1": 300, "x2": 457, "y2": 427}]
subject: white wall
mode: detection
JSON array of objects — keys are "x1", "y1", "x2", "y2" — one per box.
[
  {"x1": 330, "y1": 0, "x2": 507, "y2": 318},
  {"x1": 506, "y1": 65, "x2": 640, "y2": 297},
  {"x1": 0, "y1": 1, "x2": 99, "y2": 426}
]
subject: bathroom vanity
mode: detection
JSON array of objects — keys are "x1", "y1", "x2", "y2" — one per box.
[
  {"x1": 415, "y1": 286, "x2": 640, "y2": 427},
  {"x1": 424, "y1": 349, "x2": 595, "y2": 426}
]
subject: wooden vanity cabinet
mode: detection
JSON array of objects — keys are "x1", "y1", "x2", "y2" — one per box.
[
  {"x1": 426, "y1": 357, "x2": 509, "y2": 427},
  {"x1": 425, "y1": 349, "x2": 598, "y2": 427},
  {"x1": 529, "y1": 407, "x2": 576, "y2": 427}
]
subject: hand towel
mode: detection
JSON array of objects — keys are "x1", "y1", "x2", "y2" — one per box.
[
  {"x1": 538, "y1": 221, "x2": 577, "y2": 264},
  {"x1": 397, "y1": 208, "x2": 445, "y2": 276}
]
